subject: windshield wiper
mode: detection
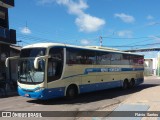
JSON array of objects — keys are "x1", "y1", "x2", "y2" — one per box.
[{"x1": 27, "y1": 71, "x2": 34, "y2": 83}]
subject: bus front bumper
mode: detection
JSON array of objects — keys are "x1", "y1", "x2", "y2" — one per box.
[{"x1": 18, "y1": 86, "x2": 65, "y2": 100}]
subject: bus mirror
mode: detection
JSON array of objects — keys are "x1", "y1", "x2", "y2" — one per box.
[
  {"x1": 34, "y1": 57, "x2": 39, "y2": 69},
  {"x1": 34, "y1": 56, "x2": 50, "y2": 69},
  {"x1": 5, "y1": 56, "x2": 20, "y2": 67},
  {"x1": 5, "y1": 58, "x2": 9, "y2": 67}
]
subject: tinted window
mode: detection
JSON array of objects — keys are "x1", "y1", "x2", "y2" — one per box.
[
  {"x1": 97, "y1": 52, "x2": 111, "y2": 65},
  {"x1": 122, "y1": 54, "x2": 130, "y2": 65},
  {"x1": 110, "y1": 53, "x2": 122, "y2": 65},
  {"x1": 66, "y1": 48, "x2": 96, "y2": 65},
  {"x1": 130, "y1": 55, "x2": 144, "y2": 65},
  {"x1": 66, "y1": 48, "x2": 143, "y2": 66},
  {"x1": 20, "y1": 48, "x2": 46, "y2": 57}
]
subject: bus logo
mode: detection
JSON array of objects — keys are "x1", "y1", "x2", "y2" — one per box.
[{"x1": 2, "y1": 112, "x2": 11, "y2": 117}]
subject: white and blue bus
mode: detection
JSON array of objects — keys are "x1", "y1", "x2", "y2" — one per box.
[{"x1": 6, "y1": 43, "x2": 144, "y2": 100}]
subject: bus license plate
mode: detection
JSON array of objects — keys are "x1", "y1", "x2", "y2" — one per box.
[{"x1": 25, "y1": 94, "x2": 29, "y2": 97}]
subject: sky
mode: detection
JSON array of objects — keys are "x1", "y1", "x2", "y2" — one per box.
[{"x1": 8, "y1": 0, "x2": 160, "y2": 58}]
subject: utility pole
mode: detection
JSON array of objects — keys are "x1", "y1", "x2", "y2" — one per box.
[
  {"x1": 99, "y1": 36, "x2": 103, "y2": 47},
  {"x1": 158, "y1": 52, "x2": 160, "y2": 76}
]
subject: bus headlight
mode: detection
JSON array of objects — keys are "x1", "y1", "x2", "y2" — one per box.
[{"x1": 35, "y1": 87, "x2": 45, "y2": 92}]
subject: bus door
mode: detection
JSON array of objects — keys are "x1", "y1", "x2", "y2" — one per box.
[{"x1": 47, "y1": 47, "x2": 64, "y2": 88}]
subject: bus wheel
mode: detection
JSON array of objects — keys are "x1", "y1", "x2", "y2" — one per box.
[
  {"x1": 129, "y1": 79, "x2": 135, "y2": 88},
  {"x1": 66, "y1": 85, "x2": 78, "y2": 99},
  {"x1": 122, "y1": 79, "x2": 129, "y2": 89}
]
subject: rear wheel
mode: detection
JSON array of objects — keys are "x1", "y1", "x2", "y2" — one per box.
[
  {"x1": 66, "y1": 85, "x2": 78, "y2": 99},
  {"x1": 129, "y1": 79, "x2": 135, "y2": 88},
  {"x1": 122, "y1": 79, "x2": 129, "y2": 89}
]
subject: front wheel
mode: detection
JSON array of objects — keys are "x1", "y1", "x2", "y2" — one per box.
[{"x1": 66, "y1": 86, "x2": 78, "y2": 99}]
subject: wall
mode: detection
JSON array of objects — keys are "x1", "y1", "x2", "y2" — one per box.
[
  {"x1": 0, "y1": 44, "x2": 10, "y2": 80},
  {"x1": 144, "y1": 58, "x2": 157, "y2": 76}
]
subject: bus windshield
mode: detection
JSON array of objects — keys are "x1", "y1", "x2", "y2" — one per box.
[
  {"x1": 20, "y1": 48, "x2": 46, "y2": 57},
  {"x1": 18, "y1": 48, "x2": 46, "y2": 84}
]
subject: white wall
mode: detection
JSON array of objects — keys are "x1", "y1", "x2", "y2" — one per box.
[{"x1": 144, "y1": 58, "x2": 157, "y2": 76}]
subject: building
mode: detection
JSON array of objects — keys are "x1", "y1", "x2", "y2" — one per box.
[
  {"x1": 144, "y1": 58, "x2": 157, "y2": 76},
  {"x1": 10, "y1": 45, "x2": 21, "y2": 83},
  {"x1": 0, "y1": 0, "x2": 17, "y2": 88}
]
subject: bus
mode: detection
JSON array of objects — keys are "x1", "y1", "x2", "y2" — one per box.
[{"x1": 6, "y1": 43, "x2": 144, "y2": 100}]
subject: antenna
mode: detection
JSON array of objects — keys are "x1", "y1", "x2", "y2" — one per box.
[
  {"x1": 99, "y1": 36, "x2": 103, "y2": 47},
  {"x1": 26, "y1": 21, "x2": 28, "y2": 28}
]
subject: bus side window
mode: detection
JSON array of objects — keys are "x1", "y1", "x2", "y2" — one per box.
[{"x1": 47, "y1": 47, "x2": 64, "y2": 83}]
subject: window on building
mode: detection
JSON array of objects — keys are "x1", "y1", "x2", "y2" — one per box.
[{"x1": 0, "y1": 11, "x2": 5, "y2": 20}]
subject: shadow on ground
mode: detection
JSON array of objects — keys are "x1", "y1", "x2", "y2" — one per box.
[{"x1": 27, "y1": 83, "x2": 159, "y2": 105}]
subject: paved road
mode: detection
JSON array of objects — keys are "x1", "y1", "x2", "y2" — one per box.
[{"x1": 0, "y1": 76, "x2": 160, "y2": 119}]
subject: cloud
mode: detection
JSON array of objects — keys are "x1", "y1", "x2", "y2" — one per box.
[
  {"x1": 37, "y1": 0, "x2": 55, "y2": 4},
  {"x1": 147, "y1": 15, "x2": 154, "y2": 20},
  {"x1": 117, "y1": 30, "x2": 133, "y2": 38},
  {"x1": 56, "y1": 0, "x2": 88, "y2": 15},
  {"x1": 114, "y1": 13, "x2": 135, "y2": 23},
  {"x1": 80, "y1": 39, "x2": 91, "y2": 45},
  {"x1": 75, "y1": 14, "x2": 105, "y2": 32},
  {"x1": 38, "y1": 0, "x2": 105, "y2": 32},
  {"x1": 20, "y1": 27, "x2": 31, "y2": 34},
  {"x1": 149, "y1": 35, "x2": 160, "y2": 41},
  {"x1": 147, "y1": 22, "x2": 160, "y2": 26}
]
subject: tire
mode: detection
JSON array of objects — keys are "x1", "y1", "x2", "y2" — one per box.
[
  {"x1": 129, "y1": 79, "x2": 135, "y2": 88},
  {"x1": 66, "y1": 85, "x2": 78, "y2": 99},
  {"x1": 122, "y1": 79, "x2": 129, "y2": 89}
]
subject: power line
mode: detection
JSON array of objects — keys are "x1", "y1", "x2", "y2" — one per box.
[
  {"x1": 106, "y1": 42, "x2": 160, "y2": 48},
  {"x1": 102, "y1": 36, "x2": 149, "y2": 40},
  {"x1": 119, "y1": 38, "x2": 154, "y2": 46},
  {"x1": 16, "y1": 29, "x2": 160, "y2": 50},
  {"x1": 17, "y1": 33, "x2": 101, "y2": 46},
  {"x1": 101, "y1": 35, "x2": 160, "y2": 48},
  {"x1": 17, "y1": 34, "x2": 52, "y2": 42}
]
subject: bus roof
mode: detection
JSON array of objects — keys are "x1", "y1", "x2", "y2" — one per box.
[
  {"x1": 22, "y1": 42, "x2": 144, "y2": 56},
  {"x1": 22, "y1": 43, "x2": 65, "y2": 48}
]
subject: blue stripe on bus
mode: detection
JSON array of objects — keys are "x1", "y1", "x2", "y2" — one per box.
[
  {"x1": 79, "y1": 78, "x2": 143, "y2": 93},
  {"x1": 18, "y1": 78, "x2": 143, "y2": 100},
  {"x1": 63, "y1": 67, "x2": 144, "y2": 79},
  {"x1": 79, "y1": 80, "x2": 122, "y2": 93},
  {"x1": 121, "y1": 68, "x2": 144, "y2": 71},
  {"x1": 85, "y1": 68, "x2": 144, "y2": 74},
  {"x1": 89, "y1": 77, "x2": 142, "y2": 94}
]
